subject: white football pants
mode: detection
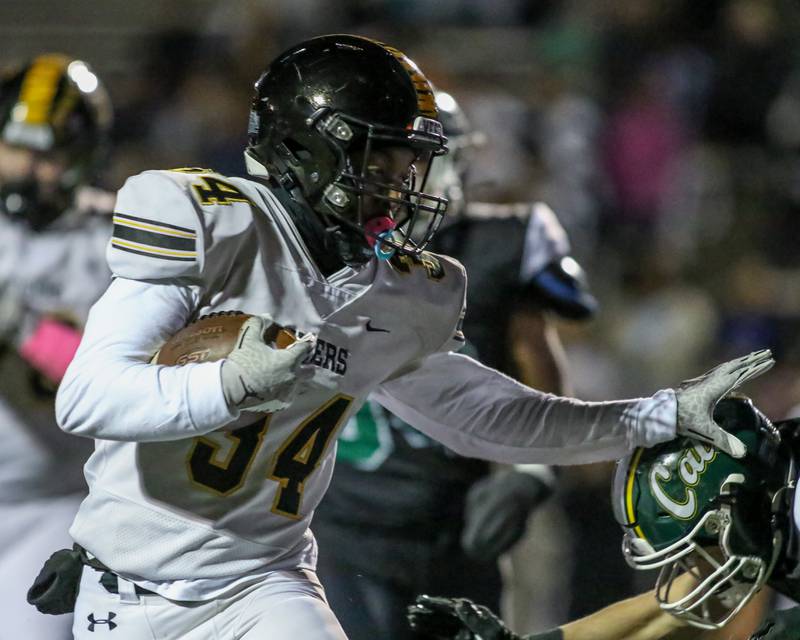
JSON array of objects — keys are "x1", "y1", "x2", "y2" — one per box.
[{"x1": 73, "y1": 566, "x2": 348, "y2": 640}]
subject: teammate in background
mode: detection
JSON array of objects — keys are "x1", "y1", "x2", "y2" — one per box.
[
  {"x1": 313, "y1": 90, "x2": 597, "y2": 640},
  {"x1": 48, "y1": 35, "x2": 769, "y2": 640},
  {"x1": 0, "y1": 54, "x2": 113, "y2": 639},
  {"x1": 408, "y1": 396, "x2": 800, "y2": 640}
]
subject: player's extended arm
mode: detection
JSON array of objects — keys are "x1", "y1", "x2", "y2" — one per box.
[
  {"x1": 408, "y1": 576, "x2": 704, "y2": 640},
  {"x1": 558, "y1": 588, "x2": 700, "y2": 640},
  {"x1": 459, "y1": 310, "x2": 563, "y2": 559},
  {"x1": 373, "y1": 350, "x2": 674, "y2": 465},
  {"x1": 55, "y1": 276, "x2": 238, "y2": 441},
  {"x1": 373, "y1": 348, "x2": 771, "y2": 464}
]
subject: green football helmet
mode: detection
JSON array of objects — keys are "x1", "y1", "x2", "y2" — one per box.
[{"x1": 612, "y1": 396, "x2": 796, "y2": 629}]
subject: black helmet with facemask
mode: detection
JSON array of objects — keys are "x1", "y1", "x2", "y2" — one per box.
[
  {"x1": 0, "y1": 54, "x2": 112, "y2": 231},
  {"x1": 245, "y1": 34, "x2": 448, "y2": 267}
]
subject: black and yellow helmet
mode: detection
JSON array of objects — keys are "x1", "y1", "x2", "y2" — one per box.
[
  {"x1": 0, "y1": 54, "x2": 112, "y2": 228},
  {"x1": 612, "y1": 396, "x2": 795, "y2": 629},
  {"x1": 246, "y1": 34, "x2": 448, "y2": 265}
]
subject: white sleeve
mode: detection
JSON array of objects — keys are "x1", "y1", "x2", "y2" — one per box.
[
  {"x1": 372, "y1": 351, "x2": 676, "y2": 465},
  {"x1": 56, "y1": 277, "x2": 237, "y2": 442},
  {"x1": 108, "y1": 171, "x2": 202, "y2": 281}
]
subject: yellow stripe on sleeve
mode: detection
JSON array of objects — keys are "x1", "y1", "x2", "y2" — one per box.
[
  {"x1": 112, "y1": 216, "x2": 197, "y2": 239},
  {"x1": 111, "y1": 238, "x2": 197, "y2": 259}
]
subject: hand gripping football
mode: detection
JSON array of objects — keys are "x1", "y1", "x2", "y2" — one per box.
[{"x1": 154, "y1": 311, "x2": 295, "y2": 366}]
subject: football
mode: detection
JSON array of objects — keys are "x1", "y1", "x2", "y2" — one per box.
[{"x1": 154, "y1": 311, "x2": 295, "y2": 366}]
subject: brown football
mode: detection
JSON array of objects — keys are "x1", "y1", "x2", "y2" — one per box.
[{"x1": 154, "y1": 311, "x2": 295, "y2": 366}]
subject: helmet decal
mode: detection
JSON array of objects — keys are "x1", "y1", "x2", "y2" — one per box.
[
  {"x1": 650, "y1": 443, "x2": 717, "y2": 520},
  {"x1": 16, "y1": 54, "x2": 67, "y2": 127},
  {"x1": 368, "y1": 39, "x2": 437, "y2": 119},
  {"x1": 623, "y1": 447, "x2": 646, "y2": 539}
]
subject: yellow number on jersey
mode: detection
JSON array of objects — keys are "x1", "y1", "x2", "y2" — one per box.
[{"x1": 192, "y1": 176, "x2": 252, "y2": 206}]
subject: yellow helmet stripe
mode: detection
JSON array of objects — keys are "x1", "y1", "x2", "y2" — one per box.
[
  {"x1": 365, "y1": 38, "x2": 438, "y2": 118},
  {"x1": 17, "y1": 54, "x2": 69, "y2": 126},
  {"x1": 625, "y1": 447, "x2": 646, "y2": 539}
]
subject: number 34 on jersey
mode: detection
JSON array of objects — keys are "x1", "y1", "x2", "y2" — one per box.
[{"x1": 187, "y1": 394, "x2": 353, "y2": 520}]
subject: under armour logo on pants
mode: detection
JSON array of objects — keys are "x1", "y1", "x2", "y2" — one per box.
[{"x1": 88, "y1": 612, "x2": 117, "y2": 631}]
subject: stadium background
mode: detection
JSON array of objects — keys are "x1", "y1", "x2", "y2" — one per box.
[{"x1": 4, "y1": 0, "x2": 800, "y2": 632}]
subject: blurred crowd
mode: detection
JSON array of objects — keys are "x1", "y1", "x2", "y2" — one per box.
[{"x1": 4, "y1": 0, "x2": 800, "y2": 635}]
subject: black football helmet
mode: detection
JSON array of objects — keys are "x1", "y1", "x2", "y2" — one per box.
[
  {"x1": 246, "y1": 34, "x2": 448, "y2": 266},
  {"x1": 0, "y1": 54, "x2": 112, "y2": 230}
]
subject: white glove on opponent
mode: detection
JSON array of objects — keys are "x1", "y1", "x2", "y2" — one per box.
[
  {"x1": 676, "y1": 349, "x2": 774, "y2": 458},
  {"x1": 221, "y1": 314, "x2": 315, "y2": 413}
]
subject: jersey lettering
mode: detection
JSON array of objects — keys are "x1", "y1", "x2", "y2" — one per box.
[
  {"x1": 185, "y1": 396, "x2": 352, "y2": 517},
  {"x1": 187, "y1": 418, "x2": 269, "y2": 495},
  {"x1": 192, "y1": 176, "x2": 252, "y2": 206},
  {"x1": 391, "y1": 252, "x2": 445, "y2": 281},
  {"x1": 304, "y1": 338, "x2": 349, "y2": 375},
  {"x1": 170, "y1": 167, "x2": 215, "y2": 174},
  {"x1": 269, "y1": 394, "x2": 353, "y2": 518}
]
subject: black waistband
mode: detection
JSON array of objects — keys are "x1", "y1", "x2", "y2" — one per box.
[
  {"x1": 98, "y1": 571, "x2": 156, "y2": 596},
  {"x1": 75, "y1": 545, "x2": 156, "y2": 596}
]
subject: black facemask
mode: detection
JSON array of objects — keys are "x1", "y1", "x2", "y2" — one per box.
[{"x1": 0, "y1": 178, "x2": 69, "y2": 231}]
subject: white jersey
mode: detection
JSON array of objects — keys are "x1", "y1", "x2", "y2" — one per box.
[
  {"x1": 56, "y1": 169, "x2": 677, "y2": 601},
  {"x1": 0, "y1": 205, "x2": 110, "y2": 500}
]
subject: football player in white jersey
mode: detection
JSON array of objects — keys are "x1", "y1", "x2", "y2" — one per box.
[
  {"x1": 313, "y1": 90, "x2": 595, "y2": 640},
  {"x1": 0, "y1": 54, "x2": 113, "y2": 639},
  {"x1": 50, "y1": 35, "x2": 772, "y2": 640}
]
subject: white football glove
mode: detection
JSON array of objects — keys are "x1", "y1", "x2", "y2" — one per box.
[
  {"x1": 676, "y1": 349, "x2": 774, "y2": 458},
  {"x1": 221, "y1": 314, "x2": 315, "y2": 413}
]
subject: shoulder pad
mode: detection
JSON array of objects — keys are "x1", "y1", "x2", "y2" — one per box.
[
  {"x1": 389, "y1": 250, "x2": 450, "y2": 282},
  {"x1": 108, "y1": 170, "x2": 203, "y2": 281},
  {"x1": 432, "y1": 251, "x2": 467, "y2": 280},
  {"x1": 169, "y1": 168, "x2": 256, "y2": 209},
  {"x1": 390, "y1": 251, "x2": 467, "y2": 353},
  {"x1": 525, "y1": 257, "x2": 598, "y2": 320},
  {"x1": 436, "y1": 253, "x2": 467, "y2": 352},
  {"x1": 520, "y1": 202, "x2": 570, "y2": 281}
]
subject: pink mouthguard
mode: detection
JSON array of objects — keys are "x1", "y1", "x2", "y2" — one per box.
[
  {"x1": 19, "y1": 318, "x2": 83, "y2": 383},
  {"x1": 363, "y1": 216, "x2": 396, "y2": 248}
]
